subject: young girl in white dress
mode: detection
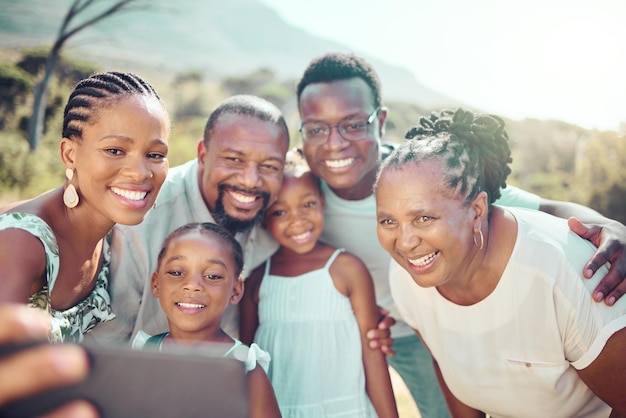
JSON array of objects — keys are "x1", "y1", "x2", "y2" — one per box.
[
  {"x1": 132, "y1": 222, "x2": 280, "y2": 418},
  {"x1": 240, "y1": 150, "x2": 398, "y2": 418}
]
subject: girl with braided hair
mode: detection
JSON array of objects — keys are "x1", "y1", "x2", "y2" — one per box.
[
  {"x1": 0, "y1": 71, "x2": 170, "y2": 342},
  {"x1": 375, "y1": 108, "x2": 626, "y2": 417}
]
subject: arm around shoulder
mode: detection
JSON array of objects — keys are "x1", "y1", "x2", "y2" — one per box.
[{"x1": 538, "y1": 198, "x2": 626, "y2": 305}]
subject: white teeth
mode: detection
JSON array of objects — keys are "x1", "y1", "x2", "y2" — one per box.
[
  {"x1": 230, "y1": 190, "x2": 256, "y2": 204},
  {"x1": 177, "y1": 302, "x2": 205, "y2": 309},
  {"x1": 408, "y1": 251, "x2": 438, "y2": 267},
  {"x1": 291, "y1": 231, "x2": 311, "y2": 241},
  {"x1": 111, "y1": 187, "x2": 147, "y2": 201},
  {"x1": 325, "y1": 158, "x2": 354, "y2": 169}
]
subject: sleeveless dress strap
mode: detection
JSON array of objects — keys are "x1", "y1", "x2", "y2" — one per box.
[
  {"x1": 323, "y1": 248, "x2": 345, "y2": 271},
  {"x1": 144, "y1": 332, "x2": 169, "y2": 350},
  {"x1": 263, "y1": 258, "x2": 271, "y2": 276}
]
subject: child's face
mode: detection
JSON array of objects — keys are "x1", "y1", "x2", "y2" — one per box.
[
  {"x1": 264, "y1": 172, "x2": 325, "y2": 254},
  {"x1": 151, "y1": 231, "x2": 243, "y2": 338}
]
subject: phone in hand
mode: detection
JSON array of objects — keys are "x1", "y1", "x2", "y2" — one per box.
[{"x1": 0, "y1": 341, "x2": 248, "y2": 418}]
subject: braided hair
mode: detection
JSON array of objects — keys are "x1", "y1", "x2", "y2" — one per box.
[
  {"x1": 296, "y1": 52, "x2": 382, "y2": 109},
  {"x1": 156, "y1": 222, "x2": 244, "y2": 278},
  {"x1": 62, "y1": 71, "x2": 163, "y2": 141},
  {"x1": 377, "y1": 108, "x2": 512, "y2": 206}
]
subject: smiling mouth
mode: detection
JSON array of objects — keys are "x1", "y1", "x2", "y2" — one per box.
[
  {"x1": 324, "y1": 158, "x2": 354, "y2": 169},
  {"x1": 291, "y1": 230, "x2": 312, "y2": 243},
  {"x1": 111, "y1": 187, "x2": 148, "y2": 201},
  {"x1": 408, "y1": 251, "x2": 439, "y2": 266},
  {"x1": 228, "y1": 190, "x2": 257, "y2": 204},
  {"x1": 176, "y1": 302, "x2": 206, "y2": 309}
]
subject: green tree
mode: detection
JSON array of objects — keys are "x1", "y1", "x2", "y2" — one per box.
[
  {"x1": 26, "y1": 0, "x2": 150, "y2": 151},
  {"x1": 0, "y1": 64, "x2": 33, "y2": 130}
]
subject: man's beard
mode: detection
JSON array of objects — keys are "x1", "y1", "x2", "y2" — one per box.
[{"x1": 211, "y1": 184, "x2": 270, "y2": 234}]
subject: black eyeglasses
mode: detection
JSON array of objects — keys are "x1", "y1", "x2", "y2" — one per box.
[{"x1": 298, "y1": 107, "x2": 380, "y2": 146}]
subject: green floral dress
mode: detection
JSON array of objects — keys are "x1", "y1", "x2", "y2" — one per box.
[{"x1": 0, "y1": 212, "x2": 116, "y2": 342}]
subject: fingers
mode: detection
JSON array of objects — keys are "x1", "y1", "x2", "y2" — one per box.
[
  {"x1": 0, "y1": 305, "x2": 90, "y2": 409},
  {"x1": 584, "y1": 246, "x2": 612, "y2": 280},
  {"x1": 367, "y1": 335, "x2": 396, "y2": 357},
  {"x1": 366, "y1": 327, "x2": 396, "y2": 356},
  {"x1": 375, "y1": 306, "x2": 396, "y2": 331},
  {"x1": 0, "y1": 343, "x2": 89, "y2": 407},
  {"x1": 378, "y1": 315, "x2": 396, "y2": 330},
  {"x1": 592, "y1": 263, "x2": 626, "y2": 306},
  {"x1": 0, "y1": 304, "x2": 50, "y2": 343},
  {"x1": 605, "y1": 279, "x2": 626, "y2": 306},
  {"x1": 40, "y1": 400, "x2": 98, "y2": 418},
  {"x1": 568, "y1": 217, "x2": 626, "y2": 302},
  {"x1": 567, "y1": 217, "x2": 591, "y2": 239},
  {"x1": 380, "y1": 345, "x2": 397, "y2": 357}
]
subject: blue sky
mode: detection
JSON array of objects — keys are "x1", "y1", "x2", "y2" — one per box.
[{"x1": 260, "y1": 0, "x2": 626, "y2": 131}]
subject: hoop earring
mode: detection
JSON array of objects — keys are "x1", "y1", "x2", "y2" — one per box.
[
  {"x1": 63, "y1": 168, "x2": 79, "y2": 208},
  {"x1": 473, "y1": 227, "x2": 484, "y2": 250}
]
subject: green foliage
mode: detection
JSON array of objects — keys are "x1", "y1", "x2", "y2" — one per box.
[
  {"x1": 17, "y1": 46, "x2": 100, "y2": 83},
  {"x1": 221, "y1": 67, "x2": 278, "y2": 97},
  {"x1": 170, "y1": 71, "x2": 214, "y2": 121},
  {"x1": 1, "y1": 47, "x2": 623, "y2": 225},
  {"x1": 173, "y1": 71, "x2": 204, "y2": 84},
  {"x1": 577, "y1": 131, "x2": 626, "y2": 224},
  {"x1": 0, "y1": 129, "x2": 62, "y2": 201},
  {"x1": 167, "y1": 116, "x2": 206, "y2": 167},
  {"x1": 505, "y1": 118, "x2": 591, "y2": 185},
  {"x1": 0, "y1": 64, "x2": 34, "y2": 129},
  {"x1": 520, "y1": 171, "x2": 574, "y2": 202},
  {"x1": 588, "y1": 184, "x2": 626, "y2": 225},
  {"x1": 384, "y1": 101, "x2": 431, "y2": 143},
  {"x1": 16, "y1": 47, "x2": 50, "y2": 76},
  {"x1": 55, "y1": 57, "x2": 100, "y2": 86},
  {"x1": 257, "y1": 82, "x2": 292, "y2": 110}
]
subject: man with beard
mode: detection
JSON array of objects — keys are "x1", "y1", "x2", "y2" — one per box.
[{"x1": 94, "y1": 95, "x2": 288, "y2": 342}]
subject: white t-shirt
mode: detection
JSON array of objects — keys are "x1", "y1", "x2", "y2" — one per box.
[
  {"x1": 320, "y1": 181, "x2": 541, "y2": 338},
  {"x1": 390, "y1": 207, "x2": 626, "y2": 417}
]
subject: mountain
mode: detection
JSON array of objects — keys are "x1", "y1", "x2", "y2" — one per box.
[{"x1": 0, "y1": 0, "x2": 459, "y2": 108}]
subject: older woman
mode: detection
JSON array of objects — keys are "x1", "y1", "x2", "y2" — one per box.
[{"x1": 375, "y1": 108, "x2": 626, "y2": 417}]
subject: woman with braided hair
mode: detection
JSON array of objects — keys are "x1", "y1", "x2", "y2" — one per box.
[
  {"x1": 375, "y1": 108, "x2": 626, "y2": 417},
  {"x1": 0, "y1": 71, "x2": 170, "y2": 343}
]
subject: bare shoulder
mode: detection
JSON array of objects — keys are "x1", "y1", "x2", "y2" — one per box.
[
  {"x1": 243, "y1": 262, "x2": 265, "y2": 298},
  {"x1": 0, "y1": 227, "x2": 48, "y2": 260},
  {"x1": 332, "y1": 251, "x2": 370, "y2": 276},
  {"x1": 329, "y1": 250, "x2": 373, "y2": 296},
  {"x1": 0, "y1": 228, "x2": 48, "y2": 301},
  {"x1": 245, "y1": 263, "x2": 265, "y2": 284}
]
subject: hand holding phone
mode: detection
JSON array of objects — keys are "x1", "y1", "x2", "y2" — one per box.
[{"x1": 0, "y1": 341, "x2": 248, "y2": 418}]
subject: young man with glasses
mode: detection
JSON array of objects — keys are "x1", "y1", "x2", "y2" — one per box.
[{"x1": 295, "y1": 52, "x2": 626, "y2": 418}]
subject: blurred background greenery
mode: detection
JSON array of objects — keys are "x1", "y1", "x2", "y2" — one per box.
[
  {"x1": 2, "y1": 47, "x2": 625, "y2": 225},
  {"x1": 2, "y1": 0, "x2": 626, "y2": 227}
]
